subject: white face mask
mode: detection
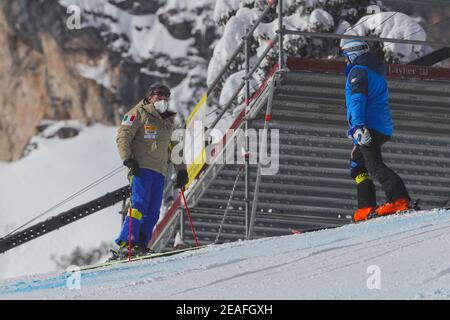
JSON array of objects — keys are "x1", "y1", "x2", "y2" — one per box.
[{"x1": 154, "y1": 100, "x2": 169, "y2": 113}]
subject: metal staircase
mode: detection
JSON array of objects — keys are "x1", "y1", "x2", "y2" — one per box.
[{"x1": 175, "y1": 61, "x2": 450, "y2": 247}]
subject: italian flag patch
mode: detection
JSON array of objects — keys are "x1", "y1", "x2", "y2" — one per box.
[{"x1": 121, "y1": 114, "x2": 136, "y2": 126}]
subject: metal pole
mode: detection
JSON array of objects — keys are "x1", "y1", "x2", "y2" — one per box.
[
  {"x1": 208, "y1": 81, "x2": 245, "y2": 130},
  {"x1": 282, "y1": 30, "x2": 450, "y2": 48},
  {"x1": 244, "y1": 37, "x2": 279, "y2": 80},
  {"x1": 248, "y1": 79, "x2": 275, "y2": 240},
  {"x1": 278, "y1": 0, "x2": 284, "y2": 70},
  {"x1": 244, "y1": 34, "x2": 251, "y2": 240},
  {"x1": 215, "y1": 165, "x2": 243, "y2": 244},
  {"x1": 179, "y1": 207, "x2": 185, "y2": 242}
]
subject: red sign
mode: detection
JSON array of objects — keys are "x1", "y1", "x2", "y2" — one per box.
[{"x1": 287, "y1": 57, "x2": 450, "y2": 81}]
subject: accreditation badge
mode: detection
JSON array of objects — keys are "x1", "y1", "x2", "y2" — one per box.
[{"x1": 144, "y1": 124, "x2": 158, "y2": 139}]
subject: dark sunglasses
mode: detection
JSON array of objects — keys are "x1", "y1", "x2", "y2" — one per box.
[{"x1": 151, "y1": 91, "x2": 170, "y2": 98}]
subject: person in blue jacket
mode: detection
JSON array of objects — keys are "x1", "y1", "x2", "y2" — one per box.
[{"x1": 340, "y1": 39, "x2": 410, "y2": 222}]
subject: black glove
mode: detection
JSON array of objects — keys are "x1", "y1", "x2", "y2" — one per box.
[
  {"x1": 123, "y1": 158, "x2": 139, "y2": 175},
  {"x1": 175, "y1": 169, "x2": 189, "y2": 189}
]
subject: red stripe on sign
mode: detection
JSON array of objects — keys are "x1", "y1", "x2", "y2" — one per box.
[
  {"x1": 287, "y1": 57, "x2": 450, "y2": 81},
  {"x1": 265, "y1": 114, "x2": 271, "y2": 122},
  {"x1": 130, "y1": 115, "x2": 135, "y2": 122}
]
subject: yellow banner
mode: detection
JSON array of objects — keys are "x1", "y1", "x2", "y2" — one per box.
[
  {"x1": 185, "y1": 93, "x2": 207, "y2": 188},
  {"x1": 187, "y1": 93, "x2": 207, "y2": 125}
]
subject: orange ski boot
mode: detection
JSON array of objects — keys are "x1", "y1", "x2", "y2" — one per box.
[
  {"x1": 375, "y1": 197, "x2": 410, "y2": 217},
  {"x1": 353, "y1": 207, "x2": 376, "y2": 223}
]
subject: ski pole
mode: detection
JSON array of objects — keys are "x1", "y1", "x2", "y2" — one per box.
[
  {"x1": 128, "y1": 206, "x2": 132, "y2": 262},
  {"x1": 180, "y1": 188, "x2": 200, "y2": 247},
  {"x1": 127, "y1": 174, "x2": 134, "y2": 262}
]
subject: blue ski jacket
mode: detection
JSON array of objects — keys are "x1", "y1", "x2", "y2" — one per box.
[{"x1": 345, "y1": 52, "x2": 393, "y2": 137}]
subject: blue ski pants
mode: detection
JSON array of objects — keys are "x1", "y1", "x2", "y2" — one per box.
[{"x1": 115, "y1": 168, "x2": 165, "y2": 248}]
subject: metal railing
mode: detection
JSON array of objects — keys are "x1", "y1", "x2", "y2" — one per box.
[{"x1": 281, "y1": 30, "x2": 450, "y2": 48}]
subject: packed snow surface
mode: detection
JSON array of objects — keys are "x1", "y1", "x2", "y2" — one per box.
[{"x1": 1, "y1": 209, "x2": 450, "y2": 299}]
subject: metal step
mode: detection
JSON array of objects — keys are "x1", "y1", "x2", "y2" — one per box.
[
  {"x1": 207, "y1": 178, "x2": 450, "y2": 203},
  {"x1": 252, "y1": 121, "x2": 450, "y2": 148},
  {"x1": 194, "y1": 198, "x2": 352, "y2": 220}
]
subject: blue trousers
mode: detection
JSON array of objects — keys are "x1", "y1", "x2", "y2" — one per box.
[{"x1": 116, "y1": 168, "x2": 165, "y2": 248}]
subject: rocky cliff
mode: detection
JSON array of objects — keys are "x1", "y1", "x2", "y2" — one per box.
[{"x1": 0, "y1": 0, "x2": 218, "y2": 161}]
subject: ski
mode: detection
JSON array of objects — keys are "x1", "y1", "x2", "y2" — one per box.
[{"x1": 80, "y1": 245, "x2": 208, "y2": 272}]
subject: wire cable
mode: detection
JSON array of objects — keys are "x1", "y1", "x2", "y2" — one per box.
[
  {"x1": 344, "y1": 11, "x2": 398, "y2": 36},
  {"x1": 383, "y1": 15, "x2": 450, "y2": 50},
  {"x1": 1, "y1": 165, "x2": 126, "y2": 239}
]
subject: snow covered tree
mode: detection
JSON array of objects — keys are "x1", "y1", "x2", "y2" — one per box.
[
  {"x1": 207, "y1": 0, "x2": 429, "y2": 114},
  {"x1": 343, "y1": 10, "x2": 431, "y2": 64}
]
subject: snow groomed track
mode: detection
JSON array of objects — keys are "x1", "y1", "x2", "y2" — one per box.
[{"x1": 1, "y1": 208, "x2": 450, "y2": 299}]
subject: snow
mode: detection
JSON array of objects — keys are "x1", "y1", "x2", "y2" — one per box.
[
  {"x1": 169, "y1": 64, "x2": 207, "y2": 122},
  {"x1": 1, "y1": 209, "x2": 450, "y2": 299},
  {"x1": 127, "y1": 19, "x2": 194, "y2": 60},
  {"x1": 163, "y1": 0, "x2": 215, "y2": 12},
  {"x1": 213, "y1": 0, "x2": 241, "y2": 25},
  {"x1": 309, "y1": 9, "x2": 334, "y2": 31},
  {"x1": 343, "y1": 12, "x2": 431, "y2": 63},
  {"x1": 207, "y1": 7, "x2": 259, "y2": 86},
  {"x1": 207, "y1": 6, "x2": 335, "y2": 90},
  {"x1": 0, "y1": 121, "x2": 126, "y2": 280},
  {"x1": 219, "y1": 70, "x2": 245, "y2": 106},
  {"x1": 59, "y1": 0, "x2": 195, "y2": 62},
  {"x1": 173, "y1": 232, "x2": 185, "y2": 248},
  {"x1": 366, "y1": 5, "x2": 381, "y2": 15},
  {"x1": 75, "y1": 56, "x2": 112, "y2": 90}
]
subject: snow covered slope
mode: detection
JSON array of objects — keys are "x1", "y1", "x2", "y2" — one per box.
[
  {"x1": 1, "y1": 209, "x2": 450, "y2": 299},
  {"x1": 0, "y1": 122, "x2": 127, "y2": 280}
]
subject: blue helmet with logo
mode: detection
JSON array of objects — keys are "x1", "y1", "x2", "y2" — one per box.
[{"x1": 340, "y1": 39, "x2": 370, "y2": 64}]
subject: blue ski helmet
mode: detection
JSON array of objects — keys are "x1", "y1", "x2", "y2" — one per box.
[{"x1": 340, "y1": 39, "x2": 370, "y2": 64}]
